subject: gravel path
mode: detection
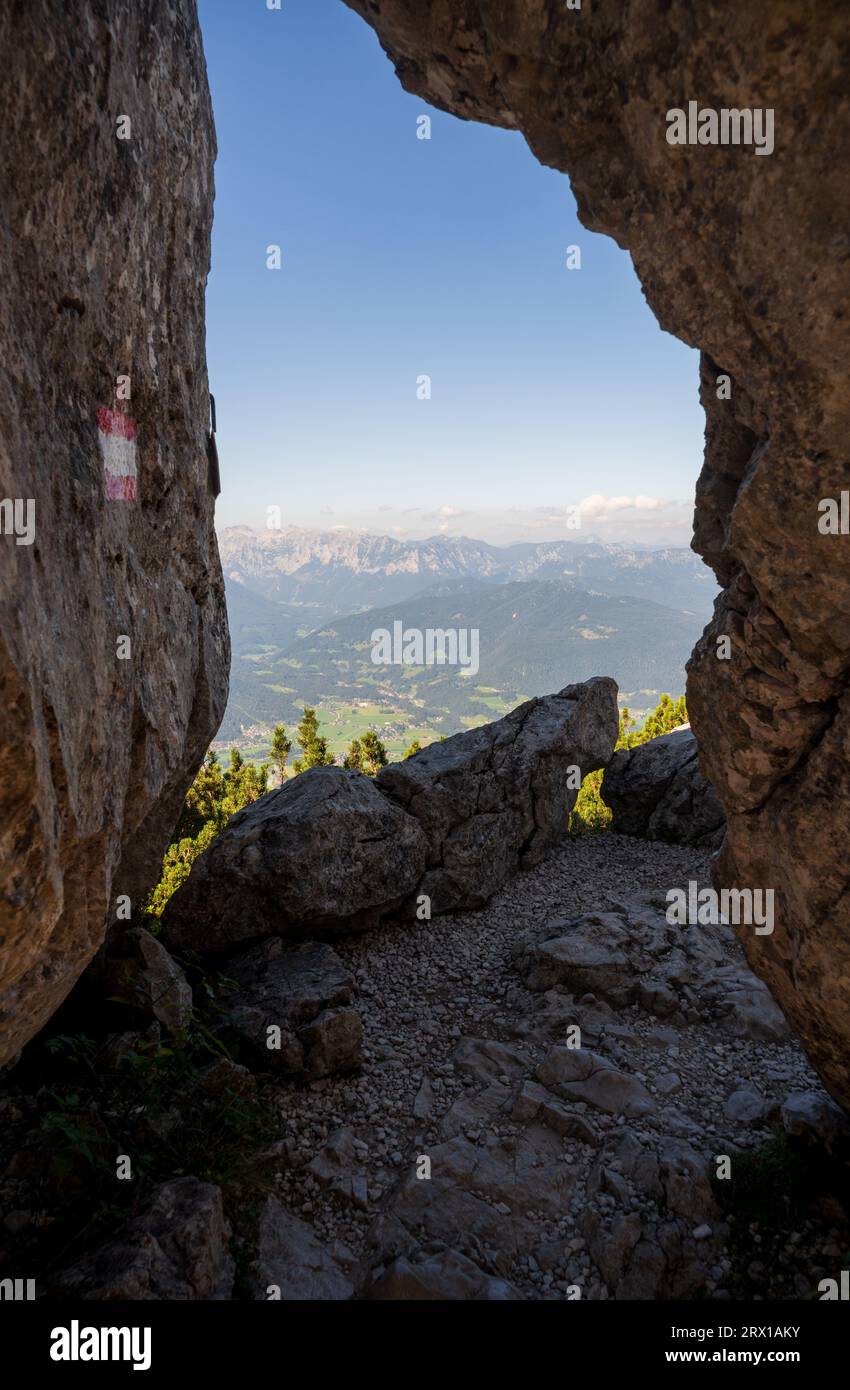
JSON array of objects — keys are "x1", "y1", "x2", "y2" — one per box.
[{"x1": 267, "y1": 834, "x2": 836, "y2": 1300}]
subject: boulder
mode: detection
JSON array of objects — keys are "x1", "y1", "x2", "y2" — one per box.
[
  {"x1": 724, "y1": 1087, "x2": 774, "y2": 1126},
  {"x1": 162, "y1": 766, "x2": 428, "y2": 953},
  {"x1": 342, "y1": 0, "x2": 850, "y2": 1108},
  {"x1": 602, "y1": 728, "x2": 725, "y2": 849},
  {"x1": 307, "y1": 1128, "x2": 370, "y2": 1209},
  {"x1": 780, "y1": 1092, "x2": 850, "y2": 1151},
  {"x1": 51, "y1": 1177, "x2": 233, "y2": 1300},
  {"x1": 104, "y1": 928, "x2": 193, "y2": 1034},
  {"x1": 0, "y1": 0, "x2": 227, "y2": 1066},
  {"x1": 217, "y1": 938, "x2": 362, "y2": 1080},
  {"x1": 164, "y1": 680, "x2": 617, "y2": 952},
  {"x1": 377, "y1": 678, "x2": 619, "y2": 911}
]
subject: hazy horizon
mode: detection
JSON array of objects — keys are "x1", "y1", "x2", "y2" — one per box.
[{"x1": 216, "y1": 508, "x2": 698, "y2": 550}]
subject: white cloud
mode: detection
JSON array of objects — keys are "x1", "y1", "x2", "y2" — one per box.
[{"x1": 576, "y1": 494, "x2": 671, "y2": 519}]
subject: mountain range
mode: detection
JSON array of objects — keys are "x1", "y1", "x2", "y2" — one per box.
[
  {"x1": 218, "y1": 525, "x2": 715, "y2": 620},
  {"x1": 216, "y1": 527, "x2": 717, "y2": 758}
]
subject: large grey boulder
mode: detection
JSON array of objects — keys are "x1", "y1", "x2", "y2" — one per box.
[
  {"x1": 377, "y1": 678, "x2": 619, "y2": 911},
  {"x1": 162, "y1": 766, "x2": 429, "y2": 953},
  {"x1": 602, "y1": 727, "x2": 725, "y2": 849}
]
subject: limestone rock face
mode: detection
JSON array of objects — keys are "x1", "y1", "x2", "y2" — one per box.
[
  {"x1": 602, "y1": 728, "x2": 725, "y2": 849},
  {"x1": 162, "y1": 767, "x2": 429, "y2": 952},
  {"x1": 0, "y1": 3, "x2": 227, "y2": 1065},
  {"x1": 342, "y1": 0, "x2": 850, "y2": 1108},
  {"x1": 377, "y1": 678, "x2": 619, "y2": 911}
]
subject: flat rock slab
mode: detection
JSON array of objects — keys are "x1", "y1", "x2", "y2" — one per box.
[
  {"x1": 516, "y1": 893, "x2": 790, "y2": 1042},
  {"x1": 162, "y1": 766, "x2": 429, "y2": 953},
  {"x1": 537, "y1": 1046, "x2": 657, "y2": 1118},
  {"x1": 219, "y1": 938, "x2": 362, "y2": 1080},
  {"x1": 367, "y1": 1128, "x2": 576, "y2": 1278},
  {"x1": 250, "y1": 1198, "x2": 355, "y2": 1301},
  {"x1": 377, "y1": 678, "x2": 618, "y2": 911}
]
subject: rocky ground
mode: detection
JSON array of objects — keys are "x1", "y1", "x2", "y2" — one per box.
[
  {"x1": 3, "y1": 832, "x2": 847, "y2": 1302},
  {"x1": 259, "y1": 834, "x2": 847, "y2": 1301}
]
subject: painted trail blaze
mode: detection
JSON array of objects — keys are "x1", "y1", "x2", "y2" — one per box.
[{"x1": 98, "y1": 407, "x2": 137, "y2": 501}]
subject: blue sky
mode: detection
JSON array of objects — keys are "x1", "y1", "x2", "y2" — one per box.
[{"x1": 199, "y1": 0, "x2": 704, "y2": 547}]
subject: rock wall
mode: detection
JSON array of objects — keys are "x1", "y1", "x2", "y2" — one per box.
[
  {"x1": 342, "y1": 0, "x2": 850, "y2": 1106},
  {"x1": 0, "y1": 1, "x2": 227, "y2": 1065}
]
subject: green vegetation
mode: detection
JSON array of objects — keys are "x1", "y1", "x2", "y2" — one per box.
[
  {"x1": 342, "y1": 729, "x2": 388, "y2": 776},
  {"x1": 569, "y1": 694, "x2": 687, "y2": 836},
  {"x1": 145, "y1": 749, "x2": 270, "y2": 918},
  {"x1": 270, "y1": 723, "x2": 291, "y2": 784},
  {"x1": 0, "y1": 990, "x2": 277, "y2": 1286},
  {"x1": 147, "y1": 709, "x2": 406, "y2": 917},
  {"x1": 291, "y1": 706, "x2": 335, "y2": 773}
]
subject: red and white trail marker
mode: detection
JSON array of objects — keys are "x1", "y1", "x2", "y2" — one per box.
[{"x1": 97, "y1": 407, "x2": 137, "y2": 501}]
